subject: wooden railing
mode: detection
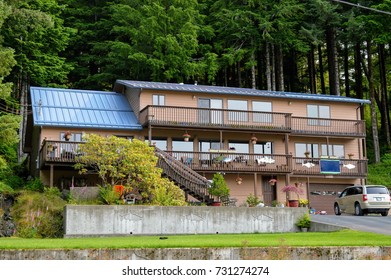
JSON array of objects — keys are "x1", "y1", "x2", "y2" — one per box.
[
  {"x1": 140, "y1": 105, "x2": 290, "y2": 132},
  {"x1": 291, "y1": 157, "x2": 368, "y2": 177},
  {"x1": 154, "y1": 148, "x2": 215, "y2": 204},
  {"x1": 39, "y1": 140, "x2": 83, "y2": 166},
  {"x1": 39, "y1": 141, "x2": 367, "y2": 178},
  {"x1": 139, "y1": 105, "x2": 366, "y2": 137},
  {"x1": 169, "y1": 151, "x2": 292, "y2": 174},
  {"x1": 291, "y1": 117, "x2": 366, "y2": 137}
]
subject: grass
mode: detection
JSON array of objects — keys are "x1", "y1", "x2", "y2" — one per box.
[{"x1": 0, "y1": 230, "x2": 390, "y2": 249}]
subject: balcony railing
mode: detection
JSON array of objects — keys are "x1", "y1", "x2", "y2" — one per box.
[
  {"x1": 40, "y1": 140, "x2": 83, "y2": 167},
  {"x1": 39, "y1": 141, "x2": 367, "y2": 177},
  {"x1": 291, "y1": 157, "x2": 368, "y2": 177},
  {"x1": 139, "y1": 106, "x2": 365, "y2": 137}
]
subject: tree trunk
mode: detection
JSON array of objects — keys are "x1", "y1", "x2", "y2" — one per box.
[
  {"x1": 367, "y1": 40, "x2": 380, "y2": 163},
  {"x1": 378, "y1": 44, "x2": 391, "y2": 147},
  {"x1": 326, "y1": 26, "x2": 340, "y2": 96},
  {"x1": 343, "y1": 42, "x2": 350, "y2": 97},
  {"x1": 251, "y1": 51, "x2": 256, "y2": 89},
  {"x1": 275, "y1": 44, "x2": 284, "y2": 91},
  {"x1": 318, "y1": 44, "x2": 326, "y2": 94},
  {"x1": 271, "y1": 44, "x2": 276, "y2": 91},
  {"x1": 308, "y1": 45, "x2": 317, "y2": 93},
  {"x1": 265, "y1": 42, "x2": 272, "y2": 91}
]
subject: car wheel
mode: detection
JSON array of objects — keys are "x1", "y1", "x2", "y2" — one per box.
[
  {"x1": 354, "y1": 203, "x2": 363, "y2": 216},
  {"x1": 381, "y1": 211, "x2": 388, "y2": 217},
  {"x1": 334, "y1": 203, "x2": 341, "y2": 215}
]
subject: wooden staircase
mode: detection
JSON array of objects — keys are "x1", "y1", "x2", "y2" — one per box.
[{"x1": 154, "y1": 147, "x2": 215, "y2": 204}]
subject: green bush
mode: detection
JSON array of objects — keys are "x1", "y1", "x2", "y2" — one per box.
[
  {"x1": 25, "y1": 177, "x2": 45, "y2": 192},
  {"x1": 295, "y1": 213, "x2": 311, "y2": 228},
  {"x1": 98, "y1": 185, "x2": 122, "y2": 205},
  {"x1": 0, "y1": 181, "x2": 14, "y2": 195},
  {"x1": 11, "y1": 189, "x2": 66, "y2": 238},
  {"x1": 246, "y1": 193, "x2": 262, "y2": 207}
]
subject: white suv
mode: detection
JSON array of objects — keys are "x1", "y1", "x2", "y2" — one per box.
[{"x1": 334, "y1": 185, "x2": 391, "y2": 216}]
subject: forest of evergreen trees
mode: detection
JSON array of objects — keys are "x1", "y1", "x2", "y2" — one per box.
[{"x1": 1, "y1": 0, "x2": 391, "y2": 163}]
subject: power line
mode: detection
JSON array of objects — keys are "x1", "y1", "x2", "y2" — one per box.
[{"x1": 330, "y1": 0, "x2": 391, "y2": 16}]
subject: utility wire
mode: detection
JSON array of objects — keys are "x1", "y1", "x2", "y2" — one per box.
[{"x1": 330, "y1": 0, "x2": 391, "y2": 16}]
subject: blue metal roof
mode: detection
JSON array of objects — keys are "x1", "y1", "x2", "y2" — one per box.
[
  {"x1": 116, "y1": 80, "x2": 371, "y2": 104},
  {"x1": 30, "y1": 87, "x2": 142, "y2": 130}
]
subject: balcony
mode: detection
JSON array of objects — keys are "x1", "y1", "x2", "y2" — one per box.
[
  {"x1": 139, "y1": 106, "x2": 365, "y2": 137},
  {"x1": 39, "y1": 140, "x2": 83, "y2": 168},
  {"x1": 167, "y1": 151, "x2": 367, "y2": 177},
  {"x1": 39, "y1": 141, "x2": 367, "y2": 178}
]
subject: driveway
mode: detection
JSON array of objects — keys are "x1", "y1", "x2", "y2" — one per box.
[{"x1": 311, "y1": 214, "x2": 391, "y2": 235}]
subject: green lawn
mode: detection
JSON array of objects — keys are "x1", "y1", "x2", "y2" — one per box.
[{"x1": 0, "y1": 230, "x2": 390, "y2": 249}]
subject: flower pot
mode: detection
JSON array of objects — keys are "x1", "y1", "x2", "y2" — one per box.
[
  {"x1": 184, "y1": 137, "x2": 189, "y2": 142},
  {"x1": 211, "y1": 202, "x2": 221, "y2": 206},
  {"x1": 300, "y1": 227, "x2": 308, "y2": 232},
  {"x1": 288, "y1": 200, "x2": 299, "y2": 207}
]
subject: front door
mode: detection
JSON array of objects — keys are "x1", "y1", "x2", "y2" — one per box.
[{"x1": 262, "y1": 177, "x2": 276, "y2": 206}]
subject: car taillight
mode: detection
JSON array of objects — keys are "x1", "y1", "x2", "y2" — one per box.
[{"x1": 362, "y1": 194, "x2": 367, "y2": 201}]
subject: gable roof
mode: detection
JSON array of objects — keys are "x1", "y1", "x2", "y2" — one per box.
[
  {"x1": 30, "y1": 87, "x2": 142, "y2": 130},
  {"x1": 116, "y1": 80, "x2": 371, "y2": 105}
]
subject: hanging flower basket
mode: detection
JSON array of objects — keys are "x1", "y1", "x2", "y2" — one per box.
[
  {"x1": 236, "y1": 177, "x2": 243, "y2": 185},
  {"x1": 250, "y1": 136, "x2": 257, "y2": 144},
  {"x1": 183, "y1": 133, "x2": 191, "y2": 142},
  {"x1": 304, "y1": 151, "x2": 310, "y2": 158},
  {"x1": 64, "y1": 131, "x2": 72, "y2": 141},
  {"x1": 268, "y1": 178, "x2": 277, "y2": 186}
]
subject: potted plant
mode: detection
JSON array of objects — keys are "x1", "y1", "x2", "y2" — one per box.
[
  {"x1": 281, "y1": 184, "x2": 304, "y2": 207},
  {"x1": 250, "y1": 135, "x2": 257, "y2": 144},
  {"x1": 64, "y1": 131, "x2": 72, "y2": 141},
  {"x1": 299, "y1": 199, "x2": 309, "y2": 207},
  {"x1": 209, "y1": 173, "x2": 230, "y2": 206},
  {"x1": 295, "y1": 213, "x2": 311, "y2": 232},
  {"x1": 268, "y1": 178, "x2": 277, "y2": 186},
  {"x1": 246, "y1": 193, "x2": 263, "y2": 207},
  {"x1": 183, "y1": 132, "x2": 191, "y2": 142},
  {"x1": 304, "y1": 151, "x2": 310, "y2": 158},
  {"x1": 235, "y1": 176, "x2": 243, "y2": 185},
  {"x1": 347, "y1": 153, "x2": 354, "y2": 159}
]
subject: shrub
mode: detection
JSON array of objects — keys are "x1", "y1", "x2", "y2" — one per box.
[
  {"x1": 246, "y1": 193, "x2": 262, "y2": 207},
  {"x1": 25, "y1": 177, "x2": 45, "y2": 192},
  {"x1": 98, "y1": 185, "x2": 122, "y2": 205},
  {"x1": 11, "y1": 189, "x2": 66, "y2": 238},
  {"x1": 0, "y1": 181, "x2": 14, "y2": 195},
  {"x1": 295, "y1": 213, "x2": 311, "y2": 228}
]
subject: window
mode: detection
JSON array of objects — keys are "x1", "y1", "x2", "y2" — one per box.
[
  {"x1": 151, "y1": 139, "x2": 167, "y2": 150},
  {"x1": 307, "y1": 104, "x2": 330, "y2": 126},
  {"x1": 198, "y1": 98, "x2": 223, "y2": 124},
  {"x1": 295, "y1": 143, "x2": 319, "y2": 158},
  {"x1": 252, "y1": 101, "x2": 272, "y2": 123},
  {"x1": 254, "y1": 142, "x2": 273, "y2": 154},
  {"x1": 153, "y1": 94, "x2": 165, "y2": 106},
  {"x1": 60, "y1": 132, "x2": 83, "y2": 142},
  {"x1": 321, "y1": 144, "x2": 344, "y2": 158},
  {"x1": 228, "y1": 142, "x2": 249, "y2": 153},
  {"x1": 172, "y1": 140, "x2": 193, "y2": 151},
  {"x1": 228, "y1": 100, "x2": 248, "y2": 122}
]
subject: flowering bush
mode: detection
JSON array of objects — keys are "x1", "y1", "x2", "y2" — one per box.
[{"x1": 281, "y1": 185, "x2": 304, "y2": 194}]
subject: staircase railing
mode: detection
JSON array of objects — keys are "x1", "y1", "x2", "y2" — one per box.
[{"x1": 154, "y1": 147, "x2": 215, "y2": 204}]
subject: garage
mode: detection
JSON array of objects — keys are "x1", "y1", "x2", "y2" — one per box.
[{"x1": 308, "y1": 184, "x2": 349, "y2": 215}]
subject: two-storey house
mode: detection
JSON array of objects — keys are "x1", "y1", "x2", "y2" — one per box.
[{"x1": 26, "y1": 81, "x2": 370, "y2": 212}]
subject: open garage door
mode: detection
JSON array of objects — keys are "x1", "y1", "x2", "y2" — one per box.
[{"x1": 309, "y1": 184, "x2": 349, "y2": 214}]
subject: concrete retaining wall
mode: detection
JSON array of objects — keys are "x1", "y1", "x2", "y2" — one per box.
[
  {"x1": 1, "y1": 247, "x2": 390, "y2": 260},
  {"x1": 64, "y1": 205, "x2": 309, "y2": 237}
]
